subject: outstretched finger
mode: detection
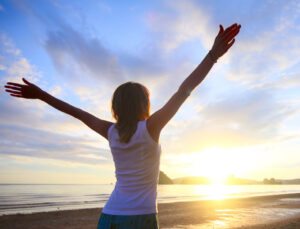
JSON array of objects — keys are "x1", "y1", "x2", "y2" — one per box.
[
  {"x1": 4, "y1": 85, "x2": 22, "y2": 90},
  {"x1": 224, "y1": 28, "x2": 240, "y2": 43},
  {"x1": 220, "y1": 25, "x2": 224, "y2": 33},
  {"x1": 7, "y1": 82, "x2": 24, "y2": 88},
  {"x1": 5, "y1": 89, "x2": 22, "y2": 94},
  {"x1": 10, "y1": 94, "x2": 23, "y2": 98},
  {"x1": 23, "y1": 78, "x2": 32, "y2": 85},
  {"x1": 223, "y1": 23, "x2": 238, "y2": 36},
  {"x1": 217, "y1": 24, "x2": 224, "y2": 36},
  {"x1": 225, "y1": 23, "x2": 237, "y2": 31}
]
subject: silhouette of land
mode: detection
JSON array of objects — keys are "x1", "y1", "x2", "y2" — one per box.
[{"x1": 159, "y1": 171, "x2": 300, "y2": 185}]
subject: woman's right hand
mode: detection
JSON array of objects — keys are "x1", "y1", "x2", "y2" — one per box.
[
  {"x1": 210, "y1": 23, "x2": 241, "y2": 61},
  {"x1": 4, "y1": 78, "x2": 44, "y2": 99}
]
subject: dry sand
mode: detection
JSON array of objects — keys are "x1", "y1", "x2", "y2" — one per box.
[{"x1": 0, "y1": 193, "x2": 300, "y2": 229}]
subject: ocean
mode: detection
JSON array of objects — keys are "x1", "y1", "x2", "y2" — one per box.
[{"x1": 1, "y1": 184, "x2": 300, "y2": 216}]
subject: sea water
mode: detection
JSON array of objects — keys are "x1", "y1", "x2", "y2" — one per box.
[{"x1": 1, "y1": 184, "x2": 300, "y2": 216}]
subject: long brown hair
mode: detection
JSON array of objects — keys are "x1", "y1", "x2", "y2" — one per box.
[{"x1": 112, "y1": 82, "x2": 150, "y2": 143}]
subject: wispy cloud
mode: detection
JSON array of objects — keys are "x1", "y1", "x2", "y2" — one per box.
[
  {"x1": 226, "y1": 1, "x2": 300, "y2": 87},
  {"x1": 160, "y1": 86, "x2": 298, "y2": 157},
  {"x1": 0, "y1": 33, "x2": 20, "y2": 56},
  {"x1": 0, "y1": 123, "x2": 111, "y2": 165},
  {"x1": 0, "y1": 32, "x2": 41, "y2": 84},
  {"x1": 45, "y1": 24, "x2": 122, "y2": 82},
  {"x1": 145, "y1": 0, "x2": 214, "y2": 52}
]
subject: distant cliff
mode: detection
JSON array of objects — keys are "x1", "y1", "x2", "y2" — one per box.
[{"x1": 158, "y1": 171, "x2": 173, "y2": 184}]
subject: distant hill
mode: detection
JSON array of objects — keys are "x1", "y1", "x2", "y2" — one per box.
[
  {"x1": 278, "y1": 179, "x2": 300, "y2": 184},
  {"x1": 263, "y1": 178, "x2": 282, "y2": 184},
  {"x1": 262, "y1": 178, "x2": 300, "y2": 185},
  {"x1": 226, "y1": 175, "x2": 261, "y2": 185},
  {"x1": 158, "y1": 172, "x2": 300, "y2": 185},
  {"x1": 158, "y1": 171, "x2": 173, "y2": 184},
  {"x1": 173, "y1": 176, "x2": 211, "y2": 185}
]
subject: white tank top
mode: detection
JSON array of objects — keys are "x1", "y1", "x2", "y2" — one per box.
[{"x1": 102, "y1": 120, "x2": 162, "y2": 215}]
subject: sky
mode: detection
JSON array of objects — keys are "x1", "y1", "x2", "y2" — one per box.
[{"x1": 0, "y1": 0, "x2": 299, "y2": 184}]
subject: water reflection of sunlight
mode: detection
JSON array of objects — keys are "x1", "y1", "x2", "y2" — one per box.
[
  {"x1": 213, "y1": 220, "x2": 227, "y2": 226},
  {"x1": 194, "y1": 184, "x2": 235, "y2": 200}
]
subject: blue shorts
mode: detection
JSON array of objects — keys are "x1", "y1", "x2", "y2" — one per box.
[{"x1": 97, "y1": 212, "x2": 159, "y2": 229}]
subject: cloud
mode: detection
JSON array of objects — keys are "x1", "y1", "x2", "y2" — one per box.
[
  {"x1": 0, "y1": 123, "x2": 111, "y2": 165},
  {"x1": 7, "y1": 57, "x2": 42, "y2": 79},
  {"x1": 42, "y1": 19, "x2": 173, "y2": 106},
  {"x1": 49, "y1": 85, "x2": 62, "y2": 96},
  {"x1": 145, "y1": 0, "x2": 214, "y2": 52},
  {"x1": 38, "y1": 0, "x2": 218, "y2": 103},
  {"x1": 252, "y1": 69, "x2": 300, "y2": 91},
  {"x1": 160, "y1": 87, "x2": 297, "y2": 155},
  {"x1": 200, "y1": 90, "x2": 290, "y2": 133},
  {"x1": 0, "y1": 33, "x2": 61, "y2": 130},
  {"x1": 0, "y1": 33, "x2": 20, "y2": 56},
  {"x1": 11, "y1": 0, "x2": 210, "y2": 106},
  {"x1": 0, "y1": 32, "x2": 112, "y2": 135},
  {"x1": 0, "y1": 32, "x2": 41, "y2": 84},
  {"x1": 0, "y1": 93, "x2": 112, "y2": 167},
  {"x1": 225, "y1": 0, "x2": 300, "y2": 87},
  {"x1": 45, "y1": 24, "x2": 122, "y2": 82},
  {"x1": 44, "y1": 23, "x2": 168, "y2": 87}
]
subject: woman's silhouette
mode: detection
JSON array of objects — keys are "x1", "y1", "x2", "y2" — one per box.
[{"x1": 4, "y1": 23, "x2": 241, "y2": 228}]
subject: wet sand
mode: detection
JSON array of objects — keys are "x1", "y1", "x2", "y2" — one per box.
[{"x1": 1, "y1": 193, "x2": 300, "y2": 229}]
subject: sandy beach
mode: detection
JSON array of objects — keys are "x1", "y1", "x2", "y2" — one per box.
[{"x1": 1, "y1": 193, "x2": 300, "y2": 229}]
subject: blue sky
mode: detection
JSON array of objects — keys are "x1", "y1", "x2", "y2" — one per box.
[{"x1": 0, "y1": 0, "x2": 299, "y2": 184}]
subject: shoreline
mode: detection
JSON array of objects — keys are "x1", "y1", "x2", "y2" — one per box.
[{"x1": 1, "y1": 193, "x2": 300, "y2": 228}]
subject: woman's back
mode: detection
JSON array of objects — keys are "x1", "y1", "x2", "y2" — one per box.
[{"x1": 102, "y1": 120, "x2": 161, "y2": 215}]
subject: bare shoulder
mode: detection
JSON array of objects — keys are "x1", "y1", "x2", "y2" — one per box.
[{"x1": 104, "y1": 121, "x2": 114, "y2": 137}]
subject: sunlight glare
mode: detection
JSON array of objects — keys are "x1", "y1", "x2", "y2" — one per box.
[{"x1": 188, "y1": 147, "x2": 253, "y2": 184}]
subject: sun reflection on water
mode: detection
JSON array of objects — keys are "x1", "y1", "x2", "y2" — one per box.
[
  {"x1": 193, "y1": 184, "x2": 236, "y2": 200},
  {"x1": 213, "y1": 220, "x2": 227, "y2": 226}
]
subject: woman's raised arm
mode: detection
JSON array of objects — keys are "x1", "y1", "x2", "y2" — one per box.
[
  {"x1": 147, "y1": 23, "x2": 241, "y2": 142},
  {"x1": 4, "y1": 78, "x2": 112, "y2": 139}
]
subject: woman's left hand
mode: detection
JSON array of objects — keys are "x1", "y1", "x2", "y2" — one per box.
[{"x1": 210, "y1": 23, "x2": 241, "y2": 61}]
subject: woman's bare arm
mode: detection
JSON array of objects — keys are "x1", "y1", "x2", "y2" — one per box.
[
  {"x1": 4, "y1": 78, "x2": 112, "y2": 139},
  {"x1": 147, "y1": 23, "x2": 241, "y2": 142}
]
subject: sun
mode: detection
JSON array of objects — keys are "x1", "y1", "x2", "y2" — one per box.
[
  {"x1": 208, "y1": 172, "x2": 228, "y2": 185},
  {"x1": 188, "y1": 147, "x2": 246, "y2": 184}
]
